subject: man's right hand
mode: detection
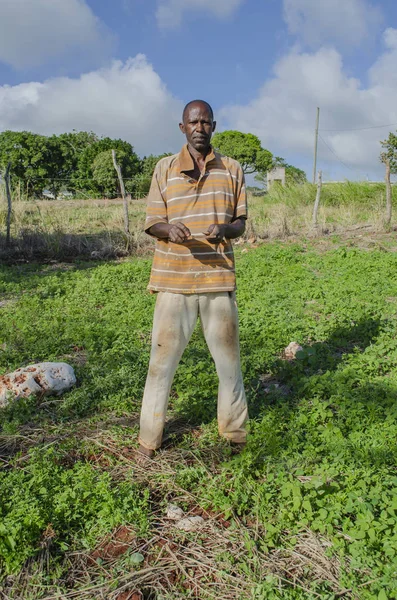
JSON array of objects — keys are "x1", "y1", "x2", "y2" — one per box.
[{"x1": 168, "y1": 222, "x2": 191, "y2": 244}]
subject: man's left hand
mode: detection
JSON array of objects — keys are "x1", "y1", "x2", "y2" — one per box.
[{"x1": 203, "y1": 224, "x2": 228, "y2": 244}]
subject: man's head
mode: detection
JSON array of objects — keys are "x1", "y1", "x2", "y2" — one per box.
[{"x1": 179, "y1": 100, "x2": 216, "y2": 153}]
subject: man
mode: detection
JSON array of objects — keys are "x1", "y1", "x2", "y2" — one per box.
[{"x1": 138, "y1": 99, "x2": 249, "y2": 457}]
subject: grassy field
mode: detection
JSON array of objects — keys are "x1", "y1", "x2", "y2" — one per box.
[
  {"x1": 1, "y1": 181, "x2": 396, "y2": 261},
  {"x1": 1, "y1": 235, "x2": 397, "y2": 598}
]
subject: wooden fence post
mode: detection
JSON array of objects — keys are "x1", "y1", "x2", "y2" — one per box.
[
  {"x1": 385, "y1": 158, "x2": 392, "y2": 228},
  {"x1": 111, "y1": 149, "x2": 129, "y2": 235},
  {"x1": 5, "y1": 162, "x2": 12, "y2": 246},
  {"x1": 312, "y1": 170, "x2": 322, "y2": 229}
]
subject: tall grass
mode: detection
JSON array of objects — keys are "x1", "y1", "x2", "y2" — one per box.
[
  {"x1": 248, "y1": 181, "x2": 396, "y2": 240},
  {"x1": 0, "y1": 181, "x2": 395, "y2": 260},
  {"x1": 0, "y1": 197, "x2": 150, "y2": 260},
  {"x1": 265, "y1": 181, "x2": 394, "y2": 207}
]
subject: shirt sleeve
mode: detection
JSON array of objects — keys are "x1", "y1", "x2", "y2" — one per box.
[
  {"x1": 144, "y1": 162, "x2": 168, "y2": 235},
  {"x1": 233, "y1": 165, "x2": 248, "y2": 220}
]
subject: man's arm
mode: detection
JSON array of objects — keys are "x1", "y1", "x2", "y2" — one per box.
[
  {"x1": 148, "y1": 222, "x2": 191, "y2": 244},
  {"x1": 204, "y1": 218, "x2": 246, "y2": 244}
]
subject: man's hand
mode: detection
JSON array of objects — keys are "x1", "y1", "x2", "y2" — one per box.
[
  {"x1": 168, "y1": 222, "x2": 191, "y2": 244},
  {"x1": 203, "y1": 224, "x2": 227, "y2": 244}
]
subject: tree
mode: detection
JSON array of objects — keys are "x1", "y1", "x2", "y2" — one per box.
[
  {"x1": 380, "y1": 132, "x2": 397, "y2": 173},
  {"x1": 92, "y1": 149, "x2": 140, "y2": 198},
  {"x1": 54, "y1": 131, "x2": 98, "y2": 195},
  {"x1": 211, "y1": 131, "x2": 273, "y2": 175},
  {"x1": 75, "y1": 137, "x2": 140, "y2": 196},
  {"x1": 0, "y1": 130, "x2": 144, "y2": 199},
  {"x1": 0, "y1": 130, "x2": 104, "y2": 199},
  {"x1": 0, "y1": 131, "x2": 56, "y2": 197},
  {"x1": 284, "y1": 164, "x2": 307, "y2": 185},
  {"x1": 380, "y1": 133, "x2": 396, "y2": 228}
]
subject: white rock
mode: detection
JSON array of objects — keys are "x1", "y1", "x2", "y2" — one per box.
[
  {"x1": 166, "y1": 504, "x2": 185, "y2": 520},
  {"x1": 0, "y1": 362, "x2": 76, "y2": 408},
  {"x1": 283, "y1": 342, "x2": 303, "y2": 360},
  {"x1": 176, "y1": 516, "x2": 205, "y2": 532}
]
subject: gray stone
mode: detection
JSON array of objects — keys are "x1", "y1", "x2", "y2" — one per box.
[
  {"x1": 0, "y1": 362, "x2": 76, "y2": 408},
  {"x1": 175, "y1": 516, "x2": 205, "y2": 532},
  {"x1": 166, "y1": 504, "x2": 185, "y2": 521},
  {"x1": 283, "y1": 342, "x2": 303, "y2": 360}
]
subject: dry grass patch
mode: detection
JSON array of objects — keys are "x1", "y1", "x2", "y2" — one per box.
[{"x1": 1, "y1": 184, "x2": 396, "y2": 260}]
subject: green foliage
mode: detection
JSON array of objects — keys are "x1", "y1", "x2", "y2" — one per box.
[
  {"x1": 380, "y1": 131, "x2": 397, "y2": 173},
  {"x1": 140, "y1": 154, "x2": 172, "y2": 177},
  {"x1": 0, "y1": 447, "x2": 149, "y2": 574},
  {"x1": 0, "y1": 131, "x2": 58, "y2": 197},
  {"x1": 1, "y1": 243, "x2": 397, "y2": 596},
  {"x1": 92, "y1": 149, "x2": 140, "y2": 198},
  {"x1": 53, "y1": 131, "x2": 98, "y2": 194},
  {"x1": 74, "y1": 137, "x2": 140, "y2": 197},
  {"x1": 212, "y1": 130, "x2": 273, "y2": 174},
  {"x1": 0, "y1": 131, "x2": 140, "y2": 200},
  {"x1": 133, "y1": 153, "x2": 173, "y2": 197}
]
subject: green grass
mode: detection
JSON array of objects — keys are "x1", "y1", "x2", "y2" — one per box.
[
  {"x1": 1, "y1": 243, "x2": 397, "y2": 598},
  {"x1": 265, "y1": 181, "x2": 397, "y2": 208}
]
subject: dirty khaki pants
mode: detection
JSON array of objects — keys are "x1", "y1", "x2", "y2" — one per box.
[{"x1": 139, "y1": 291, "x2": 248, "y2": 450}]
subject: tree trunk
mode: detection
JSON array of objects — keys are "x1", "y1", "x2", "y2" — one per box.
[
  {"x1": 112, "y1": 149, "x2": 129, "y2": 235},
  {"x1": 312, "y1": 170, "x2": 322, "y2": 229},
  {"x1": 385, "y1": 159, "x2": 392, "y2": 228},
  {"x1": 5, "y1": 162, "x2": 12, "y2": 246}
]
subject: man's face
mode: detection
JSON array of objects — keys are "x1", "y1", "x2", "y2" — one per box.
[{"x1": 179, "y1": 103, "x2": 216, "y2": 152}]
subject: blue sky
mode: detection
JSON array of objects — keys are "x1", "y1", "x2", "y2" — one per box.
[{"x1": 1, "y1": 0, "x2": 397, "y2": 181}]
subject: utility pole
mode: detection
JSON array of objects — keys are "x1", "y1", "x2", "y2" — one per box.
[{"x1": 312, "y1": 107, "x2": 320, "y2": 185}]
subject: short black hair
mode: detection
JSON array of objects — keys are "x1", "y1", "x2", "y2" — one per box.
[{"x1": 182, "y1": 100, "x2": 214, "y2": 122}]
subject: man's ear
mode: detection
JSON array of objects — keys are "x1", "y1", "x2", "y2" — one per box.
[
  {"x1": 179, "y1": 122, "x2": 185, "y2": 134},
  {"x1": 212, "y1": 121, "x2": 217, "y2": 133}
]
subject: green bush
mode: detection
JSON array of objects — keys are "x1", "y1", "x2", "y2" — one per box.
[{"x1": 0, "y1": 448, "x2": 149, "y2": 575}]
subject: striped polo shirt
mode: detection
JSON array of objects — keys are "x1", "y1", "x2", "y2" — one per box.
[{"x1": 145, "y1": 144, "x2": 247, "y2": 294}]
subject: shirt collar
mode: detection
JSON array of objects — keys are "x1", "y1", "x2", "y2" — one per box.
[{"x1": 178, "y1": 144, "x2": 216, "y2": 173}]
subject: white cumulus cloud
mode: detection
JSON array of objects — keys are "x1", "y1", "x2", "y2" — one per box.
[
  {"x1": 283, "y1": 0, "x2": 383, "y2": 48},
  {"x1": 156, "y1": 0, "x2": 244, "y2": 29},
  {"x1": 0, "y1": 0, "x2": 113, "y2": 69},
  {"x1": 0, "y1": 55, "x2": 184, "y2": 156},
  {"x1": 219, "y1": 28, "x2": 397, "y2": 180}
]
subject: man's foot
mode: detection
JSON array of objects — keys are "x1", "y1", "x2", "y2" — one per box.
[
  {"x1": 230, "y1": 440, "x2": 246, "y2": 454},
  {"x1": 138, "y1": 444, "x2": 155, "y2": 458}
]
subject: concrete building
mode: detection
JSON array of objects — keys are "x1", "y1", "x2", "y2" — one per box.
[{"x1": 267, "y1": 167, "x2": 286, "y2": 189}]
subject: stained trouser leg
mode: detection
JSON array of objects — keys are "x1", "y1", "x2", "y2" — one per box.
[
  {"x1": 139, "y1": 292, "x2": 198, "y2": 450},
  {"x1": 199, "y1": 292, "x2": 248, "y2": 443}
]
